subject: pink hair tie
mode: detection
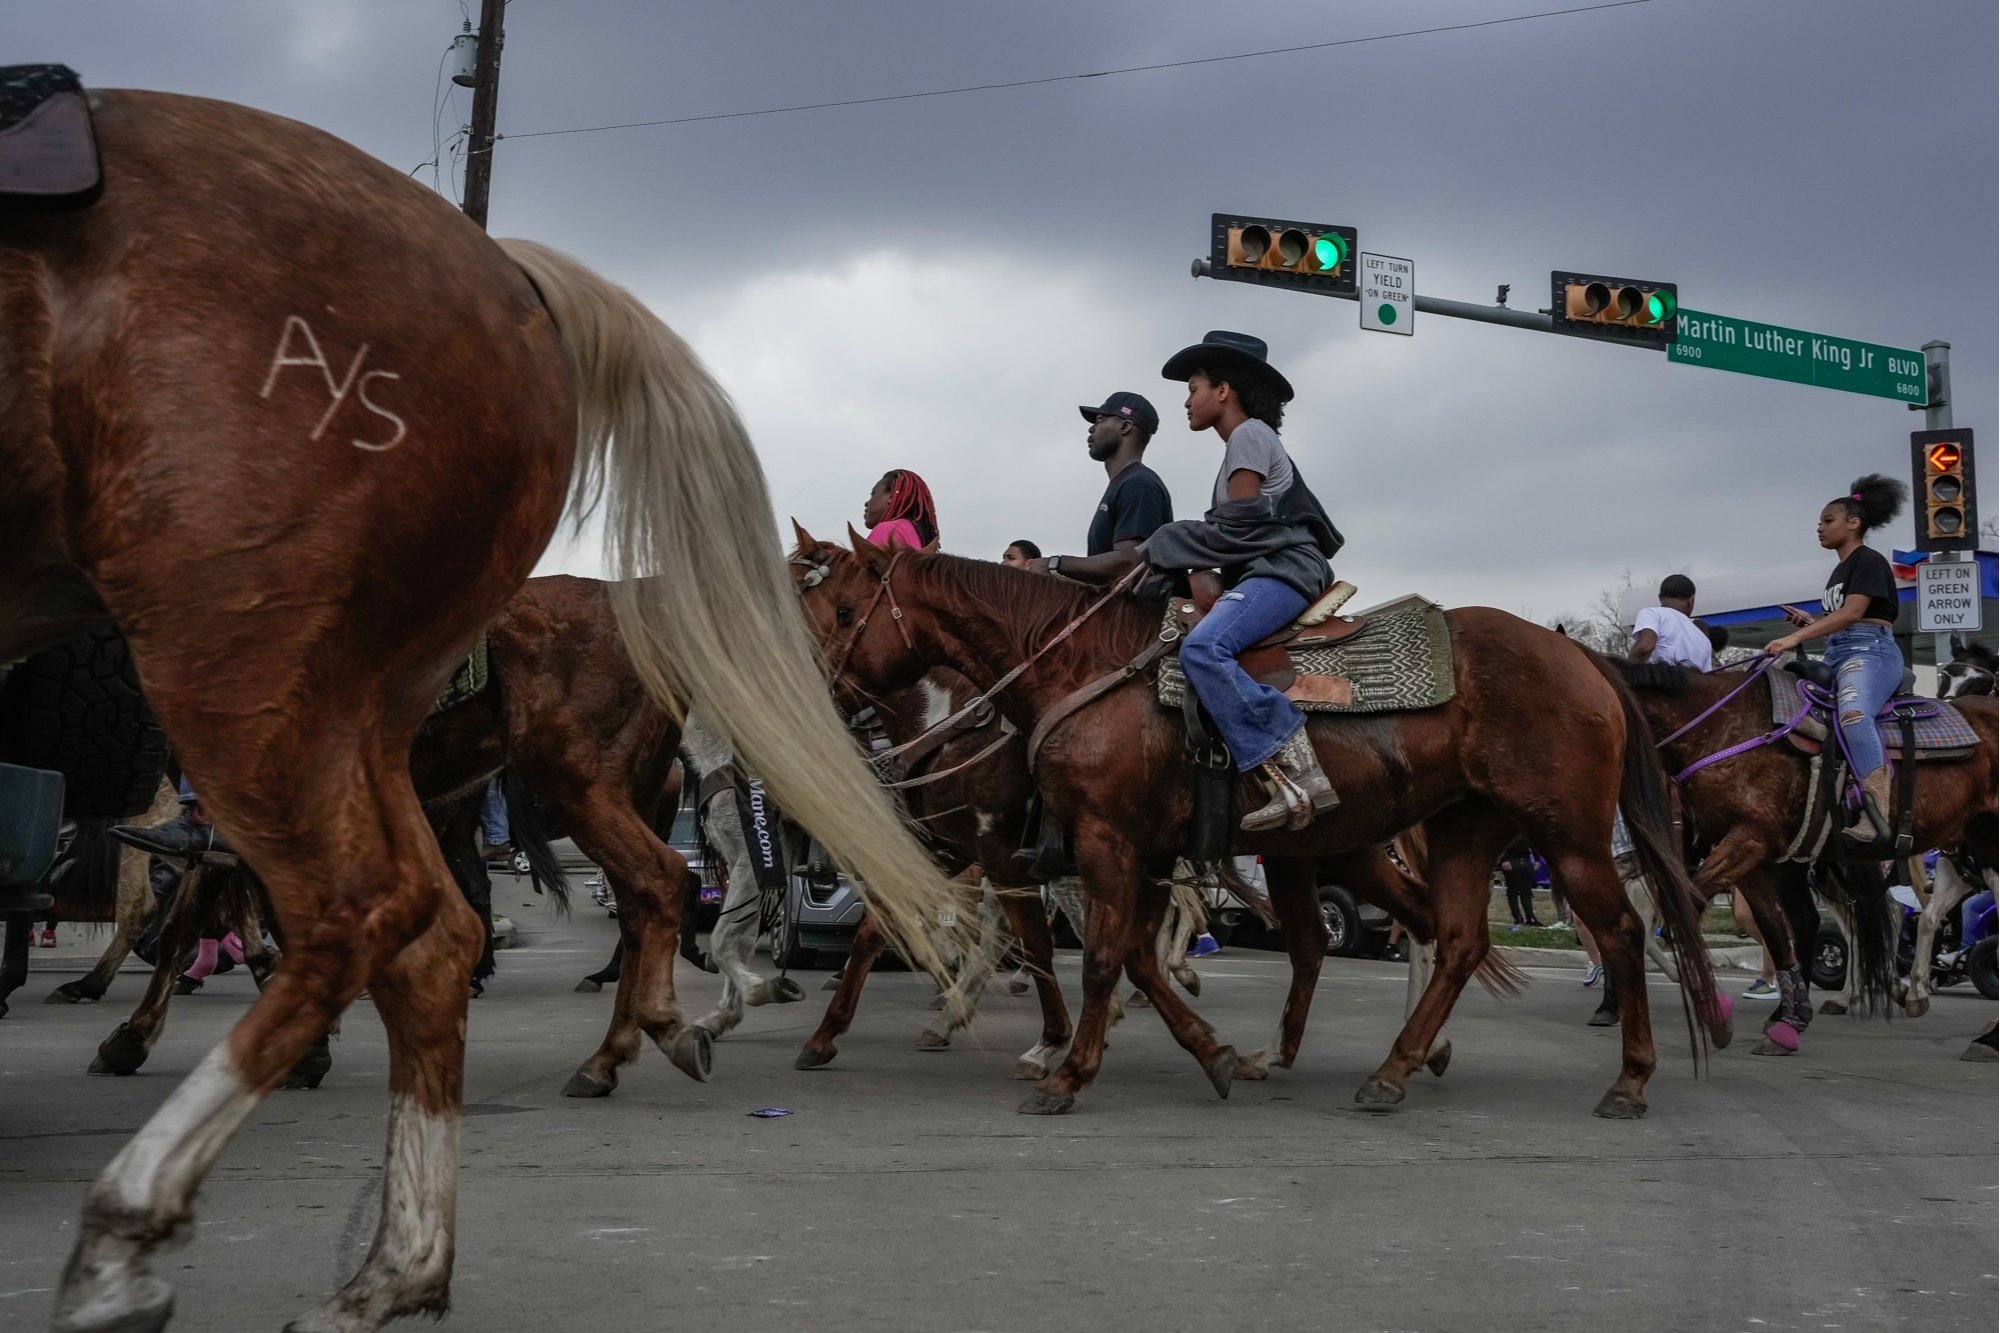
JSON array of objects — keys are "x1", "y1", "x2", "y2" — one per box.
[{"x1": 1851, "y1": 492, "x2": 1863, "y2": 500}]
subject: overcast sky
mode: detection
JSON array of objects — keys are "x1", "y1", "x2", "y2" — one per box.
[{"x1": 20, "y1": 0, "x2": 1996, "y2": 625}]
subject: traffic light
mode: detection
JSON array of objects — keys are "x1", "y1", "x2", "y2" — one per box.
[
  {"x1": 1548, "y1": 271, "x2": 1678, "y2": 348},
  {"x1": 1911, "y1": 427, "x2": 1978, "y2": 553},
  {"x1": 1207, "y1": 213, "x2": 1358, "y2": 297}
]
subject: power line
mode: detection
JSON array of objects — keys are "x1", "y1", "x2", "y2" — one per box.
[{"x1": 503, "y1": 0, "x2": 1658, "y2": 143}]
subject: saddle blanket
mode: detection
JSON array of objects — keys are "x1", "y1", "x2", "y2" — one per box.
[
  {"x1": 429, "y1": 637, "x2": 491, "y2": 715},
  {"x1": 1157, "y1": 604, "x2": 1455, "y2": 715},
  {"x1": 1768, "y1": 668, "x2": 1978, "y2": 759}
]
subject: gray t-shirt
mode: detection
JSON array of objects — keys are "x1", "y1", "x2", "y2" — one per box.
[{"x1": 1211, "y1": 418, "x2": 1295, "y2": 509}]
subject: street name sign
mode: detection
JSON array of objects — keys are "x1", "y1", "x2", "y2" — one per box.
[
  {"x1": 1359, "y1": 253, "x2": 1414, "y2": 335},
  {"x1": 1917, "y1": 560, "x2": 1982, "y2": 632},
  {"x1": 1667, "y1": 309, "x2": 1925, "y2": 402}
]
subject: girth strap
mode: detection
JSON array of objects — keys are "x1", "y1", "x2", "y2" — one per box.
[{"x1": 1893, "y1": 710, "x2": 1918, "y2": 857}]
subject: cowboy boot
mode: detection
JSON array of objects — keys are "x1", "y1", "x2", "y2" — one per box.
[
  {"x1": 1843, "y1": 766, "x2": 1894, "y2": 846},
  {"x1": 110, "y1": 804, "x2": 233, "y2": 858},
  {"x1": 1241, "y1": 729, "x2": 1341, "y2": 833}
]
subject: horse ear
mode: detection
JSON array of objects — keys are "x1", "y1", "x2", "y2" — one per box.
[
  {"x1": 846, "y1": 524, "x2": 890, "y2": 573},
  {"x1": 1554, "y1": 622, "x2": 1569, "y2": 638},
  {"x1": 1950, "y1": 632, "x2": 1968, "y2": 655},
  {"x1": 789, "y1": 518, "x2": 817, "y2": 555}
]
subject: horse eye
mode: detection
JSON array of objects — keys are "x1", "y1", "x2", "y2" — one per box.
[{"x1": 835, "y1": 604, "x2": 854, "y2": 627}]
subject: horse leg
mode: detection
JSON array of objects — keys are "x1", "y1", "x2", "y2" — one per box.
[
  {"x1": 576, "y1": 938, "x2": 623, "y2": 993},
  {"x1": 1824, "y1": 897, "x2": 1864, "y2": 1015},
  {"x1": 795, "y1": 910, "x2": 888, "y2": 1069},
  {"x1": 561, "y1": 790, "x2": 707, "y2": 1096},
  {"x1": 1902, "y1": 856, "x2": 1974, "y2": 1018},
  {"x1": 993, "y1": 883, "x2": 1069, "y2": 1079},
  {"x1": 1356, "y1": 811, "x2": 1509, "y2": 1108},
  {"x1": 90, "y1": 864, "x2": 218, "y2": 1076},
  {"x1": 57, "y1": 755, "x2": 470, "y2": 1333},
  {"x1": 1550, "y1": 841, "x2": 1659, "y2": 1118},
  {"x1": 690, "y1": 878, "x2": 764, "y2": 1038},
  {"x1": 1731, "y1": 865, "x2": 1812, "y2": 1053},
  {"x1": 1963, "y1": 1017, "x2": 1999, "y2": 1062},
  {"x1": 52, "y1": 914, "x2": 141, "y2": 1006},
  {"x1": 1237, "y1": 857, "x2": 1323, "y2": 1080},
  {"x1": 1021, "y1": 835, "x2": 1146, "y2": 1115}
]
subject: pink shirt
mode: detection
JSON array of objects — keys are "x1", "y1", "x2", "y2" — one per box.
[{"x1": 867, "y1": 518, "x2": 923, "y2": 551}]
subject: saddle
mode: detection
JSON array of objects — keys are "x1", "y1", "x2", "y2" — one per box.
[
  {"x1": 0, "y1": 65, "x2": 102, "y2": 208},
  {"x1": 1772, "y1": 660, "x2": 1977, "y2": 762},
  {"x1": 1166, "y1": 572, "x2": 1367, "y2": 704}
]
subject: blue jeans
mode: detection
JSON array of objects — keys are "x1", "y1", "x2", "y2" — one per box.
[
  {"x1": 1180, "y1": 577, "x2": 1310, "y2": 770},
  {"x1": 1824, "y1": 623, "x2": 1902, "y2": 775},
  {"x1": 480, "y1": 779, "x2": 510, "y2": 846}
]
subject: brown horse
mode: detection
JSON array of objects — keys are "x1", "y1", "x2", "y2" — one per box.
[
  {"x1": 84, "y1": 575, "x2": 711, "y2": 1097},
  {"x1": 6, "y1": 88, "x2": 958, "y2": 1332},
  {"x1": 792, "y1": 531, "x2": 1728, "y2": 1120},
  {"x1": 1607, "y1": 656, "x2": 1999, "y2": 1042}
]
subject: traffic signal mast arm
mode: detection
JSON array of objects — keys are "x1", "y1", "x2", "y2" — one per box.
[{"x1": 1192, "y1": 253, "x2": 1555, "y2": 333}]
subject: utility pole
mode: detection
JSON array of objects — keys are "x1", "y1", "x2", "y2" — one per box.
[{"x1": 461, "y1": 0, "x2": 506, "y2": 231}]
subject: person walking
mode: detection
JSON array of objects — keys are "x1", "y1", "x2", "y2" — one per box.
[
  {"x1": 1762, "y1": 474, "x2": 1909, "y2": 845},
  {"x1": 1028, "y1": 391, "x2": 1173, "y2": 585},
  {"x1": 1499, "y1": 837, "x2": 1544, "y2": 929},
  {"x1": 862, "y1": 469, "x2": 940, "y2": 551},
  {"x1": 1142, "y1": 332, "x2": 1344, "y2": 832}
]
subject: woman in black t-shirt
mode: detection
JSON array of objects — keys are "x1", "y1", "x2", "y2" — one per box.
[{"x1": 1763, "y1": 473, "x2": 1908, "y2": 844}]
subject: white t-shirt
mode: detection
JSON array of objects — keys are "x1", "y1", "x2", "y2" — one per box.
[{"x1": 1632, "y1": 605, "x2": 1713, "y2": 671}]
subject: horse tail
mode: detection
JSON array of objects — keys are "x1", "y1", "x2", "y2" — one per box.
[
  {"x1": 1473, "y1": 947, "x2": 1531, "y2": 1000},
  {"x1": 501, "y1": 773, "x2": 571, "y2": 912},
  {"x1": 1584, "y1": 650, "x2": 1723, "y2": 1060},
  {"x1": 500, "y1": 239, "x2": 953, "y2": 977},
  {"x1": 1816, "y1": 858, "x2": 1897, "y2": 1017},
  {"x1": 1216, "y1": 860, "x2": 1279, "y2": 929}
]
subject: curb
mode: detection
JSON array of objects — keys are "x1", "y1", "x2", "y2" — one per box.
[
  {"x1": 1497, "y1": 944, "x2": 1769, "y2": 973},
  {"x1": 491, "y1": 915, "x2": 518, "y2": 950}
]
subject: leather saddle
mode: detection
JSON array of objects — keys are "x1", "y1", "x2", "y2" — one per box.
[
  {"x1": 1172, "y1": 571, "x2": 1363, "y2": 705},
  {"x1": 0, "y1": 65, "x2": 102, "y2": 208},
  {"x1": 1776, "y1": 658, "x2": 1975, "y2": 763}
]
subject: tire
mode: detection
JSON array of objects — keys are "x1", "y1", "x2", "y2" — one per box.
[
  {"x1": 0, "y1": 628, "x2": 167, "y2": 819},
  {"x1": 1810, "y1": 921, "x2": 1849, "y2": 993},
  {"x1": 1319, "y1": 885, "x2": 1363, "y2": 958},
  {"x1": 1970, "y1": 938, "x2": 1998, "y2": 1003},
  {"x1": 774, "y1": 881, "x2": 816, "y2": 970}
]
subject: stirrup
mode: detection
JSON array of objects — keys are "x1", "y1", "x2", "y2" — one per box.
[{"x1": 1241, "y1": 767, "x2": 1310, "y2": 833}]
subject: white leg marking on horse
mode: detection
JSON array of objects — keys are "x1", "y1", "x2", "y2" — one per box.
[{"x1": 302, "y1": 1095, "x2": 458, "y2": 1330}]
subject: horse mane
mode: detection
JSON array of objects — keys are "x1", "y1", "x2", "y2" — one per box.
[
  {"x1": 906, "y1": 551, "x2": 1159, "y2": 663},
  {"x1": 1598, "y1": 654, "x2": 1692, "y2": 695}
]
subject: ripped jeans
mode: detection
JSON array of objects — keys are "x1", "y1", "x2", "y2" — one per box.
[{"x1": 1824, "y1": 623, "x2": 1901, "y2": 775}]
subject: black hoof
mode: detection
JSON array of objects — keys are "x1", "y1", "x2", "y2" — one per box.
[
  {"x1": 769, "y1": 976, "x2": 807, "y2": 1004},
  {"x1": 1353, "y1": 1077, "x2": 1405, "y2": 1109},
  {"x1": 92, "y1": 1023, "x2": 149, "y2": 1076},
  {"x1": 1592, "y1": 1091, "x2": 1648, "y2": 1120},
  {"x1": 1587, "y1": 1008, "x2": 1617, "y2": 1027},
  {"x1": 794, "y1": 1044, "x2": 836, "y2": 1070},
  {"x1": 1818, "y1": 999, "x2": 1848, "y2": 1016},
  {"x1": 561, "y1": 1067, "x2": 615, "y2": 1098},
  {"x1": 668, "y1": 1026, "x2": 714, "y2": 1083},
  {"x1": 1425, "y1": 1041, "x2": 1453, "y2": 1078},
  {"x1": 1204, "y1": 1047, "x2": 1238, "y2": 1099},
  {"x1": 1017, "y1": 1088, "x2": 1075, "y2": 1115},
  {"x1": 573, "y1": 977, "x2": 603, "y2": 994},
  {"x1": 1960, "y1": 1038, "x2": 1999, "y2": 1062},
  {"x1": 278, "y1": 1043, "x2": 332, "y2": 1091},
  {"x1": 47, "y1": 981, "x2": 100, "y2": 1004}
]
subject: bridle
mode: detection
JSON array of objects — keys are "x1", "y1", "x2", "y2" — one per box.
[
  {"x1": 1938, "y1": 660, "x2": 1996, "y2": 700},
  {"x1": 792, "y1": 547, "x2": 916, "y2": 686}
]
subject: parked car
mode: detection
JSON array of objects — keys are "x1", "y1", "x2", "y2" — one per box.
[
  {"x1": 1212, "y1": 857, "x2": 1396, "y2": 959},
  {"x1": 777, "y1": 853, "x2": 864, "y2": 969},
  {"x1": 590, "y1": 805, "x2": 720, "y2": 927}
]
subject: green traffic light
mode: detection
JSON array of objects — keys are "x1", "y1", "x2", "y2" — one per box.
[
  {"x1": 1644, "y1": 290, "x2": 1677, "y2": 325},
  {"x1": 1312, "y1": 233, "x2": 1346, "y2": 272}
]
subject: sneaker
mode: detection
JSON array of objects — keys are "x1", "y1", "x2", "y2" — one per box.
[
  {"x1": 1744, "y1": 977, "x2": 1780, "y2": 999},
  {"x1": 1189, "y1": 932, "x2": 1221, "y2": 957},
  {"x1": 38, "y1": 928, "x2": 57, "y2": 948},
  {"x1": 1581, "y1": 962, "x2": 1604, "y2": 987}
]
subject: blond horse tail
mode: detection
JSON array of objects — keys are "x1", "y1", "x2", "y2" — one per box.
[{"x1": 500, "y1": 239, "x2": 951, "y2": 976}]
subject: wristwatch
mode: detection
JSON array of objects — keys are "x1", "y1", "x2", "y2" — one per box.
[{"x1": 1048, "y1": 555, "x2": 1064, "y2": 575}]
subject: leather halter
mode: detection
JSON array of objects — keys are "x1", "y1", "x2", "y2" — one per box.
[{"x1": 795, "y1": 548, "x2": 917, "y2": 685}]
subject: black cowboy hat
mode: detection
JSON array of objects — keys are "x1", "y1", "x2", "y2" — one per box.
[{"x1": 1160, "y1": 330, "x2": 1293, "y2": 402}]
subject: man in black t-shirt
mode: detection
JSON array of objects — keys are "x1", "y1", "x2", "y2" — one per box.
[{"x1": 1031, "y1": 391, "x2": 1174, "y2": 585}]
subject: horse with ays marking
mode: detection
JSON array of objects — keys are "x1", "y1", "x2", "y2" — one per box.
[
  {"x1": 4, "y1": 87, "x2": 961, "y2": 1333},
  {"x1": 792, "y1": 530, "x2": 1729, "y2": 1119}
]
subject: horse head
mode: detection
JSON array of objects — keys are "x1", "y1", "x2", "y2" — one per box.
[
  {"x1": 788, "y1": 522, "x2": 931, "y2": 701},
  {"x1": 1938, "y1": 635, "x2": 1998, "y2": 700}
]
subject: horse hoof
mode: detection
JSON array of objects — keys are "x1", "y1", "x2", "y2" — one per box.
[
  {"x1": 92, "y1": 1023, "x2": 149, "y2": 1076},
  {"x1": 1425, "y1": 1041, "x2": 1453, "y2": 1078},
  {"x1": 769, "y1": 976, "x2": 807, "y2": 1004},
  {"x1": 914, "y1": 1029, "x2": 951, "y2": 1051},
  {"x1": 279, "y1": 1045, "x2": 332, "y2": 1091},
  {"x1": 1233, "y1": 1055, "x2": 1270, "y2": 1082},
  {"x1": 1017, "y1": 1088, "x2": 1075, "y2": 1115},
  {"x1": 794, "y1": 1045, "x2": 836, "y2": 1070},
  {"x1": 1202, "y1": 1047, "x2": 1238, "y2": 1099},
  {"x1": 1352, "y1": 1078, "x2": 1404, "y2": 1110},
  {"x1": 47, "y1": 982, "x2": 97, "y2": 1004},
  {"x1": 573, "y1": 977, "x2": 603, "y2": 994},
  {"x1": 668, "y1": 1027, "x2": 714, "y2": 1083},
  {"x1": 1819, "y1": 999, "x2": 1848, "y2": 1016},
  {"x1": 560, "y1": 1067, "x2": 615, "y2": 1099},
  {"x1": 1587, "y1": 1008, "x2": 1617, "y2": 1027},
  {"x1": 1903, "y1": 996, "x2": 1930, "y2": 1019},
  {"x1": 927, "y1": 993, "x2": 946, "y2": 1011},
  {"x1": 1011, "y1": 1058, "x2": 1047, "y2": 1081},
  {"x1": 1591, "y1": 1091, "x2": 1648, "y2": 1120},
  {"x1": 1753, "y1": 1021, "x2": 1802, "y2": 1057},
  {"x1": 1706, "y1": 991, "x2": 1735, "y2": 1047},
  {"x1": 1960, "y1": 1039, "x2": 1999, "y2": 1062},
  {"x1": 820, "y1": 975, "x2": 841, "y2": 992},
  {"x1": 1178, "y1": 971, "x2": 1201, "y2": 998},
  {"x1": 1005, "y1": 979, "x2": 1030, "y2": 996},
  {"x1": 51, "y1": 1274, "x2": 175, "y2": 1333}
]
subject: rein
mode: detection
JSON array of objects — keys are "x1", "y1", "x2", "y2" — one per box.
[{"x1": 1654, "y1": 654, "x2": 1775, "y2": 750}]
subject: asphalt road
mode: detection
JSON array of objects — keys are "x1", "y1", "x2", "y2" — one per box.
[{"x1": 2, "y1": 891, "x2": 1994, "y2": 1333}]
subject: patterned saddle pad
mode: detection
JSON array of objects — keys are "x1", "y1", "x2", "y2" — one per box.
[
  {"x1": 430, "y1": 637, "x2": 491, "y2": 715},
  {"x1": 1157, "y1": 604, "x2": 1455, "y2": 715},
  {"x1": 1768, "y1": 668, "x2": 1978, "y2": 760}
]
